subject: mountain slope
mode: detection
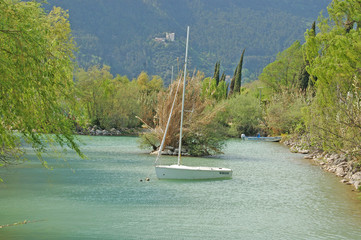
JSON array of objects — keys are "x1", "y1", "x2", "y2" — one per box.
[{"x1": 46, "y1": 0, "x2": 330, "y2": 83}]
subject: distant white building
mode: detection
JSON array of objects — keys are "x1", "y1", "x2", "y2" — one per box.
[
  {"x1": 166, "y1": 32, "x2": 175, "y2": 41},
  {"x1": 154, "y1": 37, "x2": 165, "y2": 43},
  {"x1": 155, "y1": 32, "x2": 175, "y2": 43}
]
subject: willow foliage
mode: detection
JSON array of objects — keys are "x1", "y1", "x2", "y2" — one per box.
[{"x1": 0, "y1": 1, "x2": 83, "y2": 168}]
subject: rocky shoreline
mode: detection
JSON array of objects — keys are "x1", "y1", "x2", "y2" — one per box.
[
  {"x1": 283, "y1": 138, "x2": 361, "y2": 191},
  {"x1": 150, "y1": 146, "x2": 190, "y2": 156},
  {"x1": 76, "y1": 125, "x2": 145, "y2": 136},
  {"x1": 76, "y1": 126, "x2": 191, "y2": 155}
]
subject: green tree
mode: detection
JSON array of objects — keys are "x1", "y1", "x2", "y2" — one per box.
[
  {"x1": 229, "y1": 67, "x2": 237, "y2": 95},
  {"x1": 101, "y1": 77, "x2": 141, "y2": 129},
  {"x1": 230, "y1": 49, "x2": 245, "y2": 95},
  {"x1": 226, "y1": 94, "x2": 262, "y2": 136},
  {"x1": 0, "y1": 1, "x2": 83, "y2": 170},
  {"x1": 220, "y1": 72, "x2": 226, "y2": 82},
  {"x1": 264, "y1": 89, "x2": 307, "y2": 135},
  {"x1": 136, "y1": 72, "x2": 164, "y2": 127},
  {"x1": 297, "y1": 21, "x2": 316, "y2": 91},
  {"x1": 213, "y1": 61, "x2": 220, "y2": 85},
  {"x1": 304, "y1": 0, "x2": 361, "y2": 157},
  {"x1": 201, "y1": 61, "x2": 228, "y2": 102},
  {"x1": 74, "y1": 65, "x2": 146, "y2": 129},
  {"x1": 234, "y1": 49, "x2": 245, "y2": 94},
  {"x1": 201, "y1": 76, "x2": 227, "y2": 102},
  {"x1": 75, "y1": 65, "x2": 113, "y2": 126},
  {"x1": 259, "y1": 42, "x2": 303, "y2": 92},
  {"x1": 215, "y1": 81, "x2": 228, "y2": 101},
  {"x1": 114, "y1": 74, "x2": 130, "y2": 84}
]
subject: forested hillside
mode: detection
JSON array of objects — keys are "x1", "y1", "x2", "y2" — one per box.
[{"x1": 46, "y1": 0, "x2": 330, "y2": 83}]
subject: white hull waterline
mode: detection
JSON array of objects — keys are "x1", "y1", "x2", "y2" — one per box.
[{"x1": 155, "y1": 165, "x2": 232, "y2": 180}]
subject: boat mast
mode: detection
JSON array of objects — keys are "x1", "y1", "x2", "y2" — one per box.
[
  {"x1": 154, "y1": 70, "x2": 183, "y2": 165},
  {"x1": 177, "y1": 26, "x2": 189, "y2": 166}
]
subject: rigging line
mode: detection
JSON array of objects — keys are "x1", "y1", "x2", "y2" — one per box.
[{"x1": 154, "y1": 72, "x2": 183, "y2": 165}]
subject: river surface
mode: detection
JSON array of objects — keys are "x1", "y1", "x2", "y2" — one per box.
[{"x1": 1, "y1": 136, "x2": 361, "y2": 239}]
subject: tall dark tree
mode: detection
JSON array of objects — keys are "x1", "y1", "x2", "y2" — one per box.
[
  {"x1": 311, "y1": 20, "x2": 316, "y2": 35},
  {"x1": 220, "y1": 72, "x2": 226, "y2": 82},
  {"x1": 229, "y1": 66, "x2": 238, "y2": 95},
  {"x1": 345, "y1": 16, "x2": 355, "y2": 33},
  {"x1": 213, "y1": 61, "x2": 220, "y2": 85},
  {"x1": 297, "y1": 64, "x2": 310, "y2": 91},
  {"x1": 298, "y1": 21, "x2": 316, "y2": 91},
  {"x1": 233, "y1": 48, "x2": 246, "y2": 94}
]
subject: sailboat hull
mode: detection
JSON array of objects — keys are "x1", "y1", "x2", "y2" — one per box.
[{"x1": 155, "y1": 165, "x2": 232, "y2": 180}]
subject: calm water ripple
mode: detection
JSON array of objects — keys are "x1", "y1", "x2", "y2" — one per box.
[{"x1": 1, "y1": 136, "x2": 361, "y2": 239}]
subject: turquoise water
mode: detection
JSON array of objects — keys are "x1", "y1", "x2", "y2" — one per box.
[{"x1": 1, "y1": 136, "x2": 361, "y2": 239}]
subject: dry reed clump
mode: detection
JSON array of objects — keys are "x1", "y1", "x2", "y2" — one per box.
[{"x1": 140, "y1": 72, "x2": 226, "y2": 155}]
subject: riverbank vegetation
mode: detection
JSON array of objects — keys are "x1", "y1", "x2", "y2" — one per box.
[
  {"x1": 139, "y1": 0, "x2": 361, "y2": 164},
  {"x1": 269, "y1": 0, "x2": 361, "y2": 163},
  {"x1": 1, "y1": 0, "x2": 361, "y2": 179}
]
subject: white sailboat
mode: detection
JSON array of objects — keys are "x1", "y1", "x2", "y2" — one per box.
[{"x1": 154, "y1": 26, "x2": 232, "y2": 180}]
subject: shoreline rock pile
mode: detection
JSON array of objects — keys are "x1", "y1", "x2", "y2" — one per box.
[
  {"x1": 284, "y1": 138, "x2": 361, "y2": 191},
  {"x1": 76, "y1": 125, "x2": 145, "y2": 136},
  {"x1": 151, "y1": 146, "x2": 190, "y2": 156},
  {"x1": 305, "y1": 152, "x2": 361, "y2": 190}
]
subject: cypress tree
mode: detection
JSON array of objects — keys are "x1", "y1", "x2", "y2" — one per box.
[
  {"x1": 297, "y1": 64, "x2": 310, "y2": 91},
  {"x1": 220, "y1": 72, "x2": 226, "y2": 82},
  {"x1": 219, "y1": 71, "x2": 226, "y2": 97},
  {"x1": 309, "y1": 21, "x2": 317, "y2": 87},
  {"x1": 297, "y1": 21, "x2": 316, "y2": 91},
  {"x1": 213, "y1": 61, "x2": 220, "y2": 85},
  {"x1": 233, "y1": 48, "x2": 245, "y2": 94},
  {"x1": 311, "y1": 21, "x2": 316, "y2": 35},
  {"x1": 229, "y1": 66, "x2": 238, "y2": 95}
]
